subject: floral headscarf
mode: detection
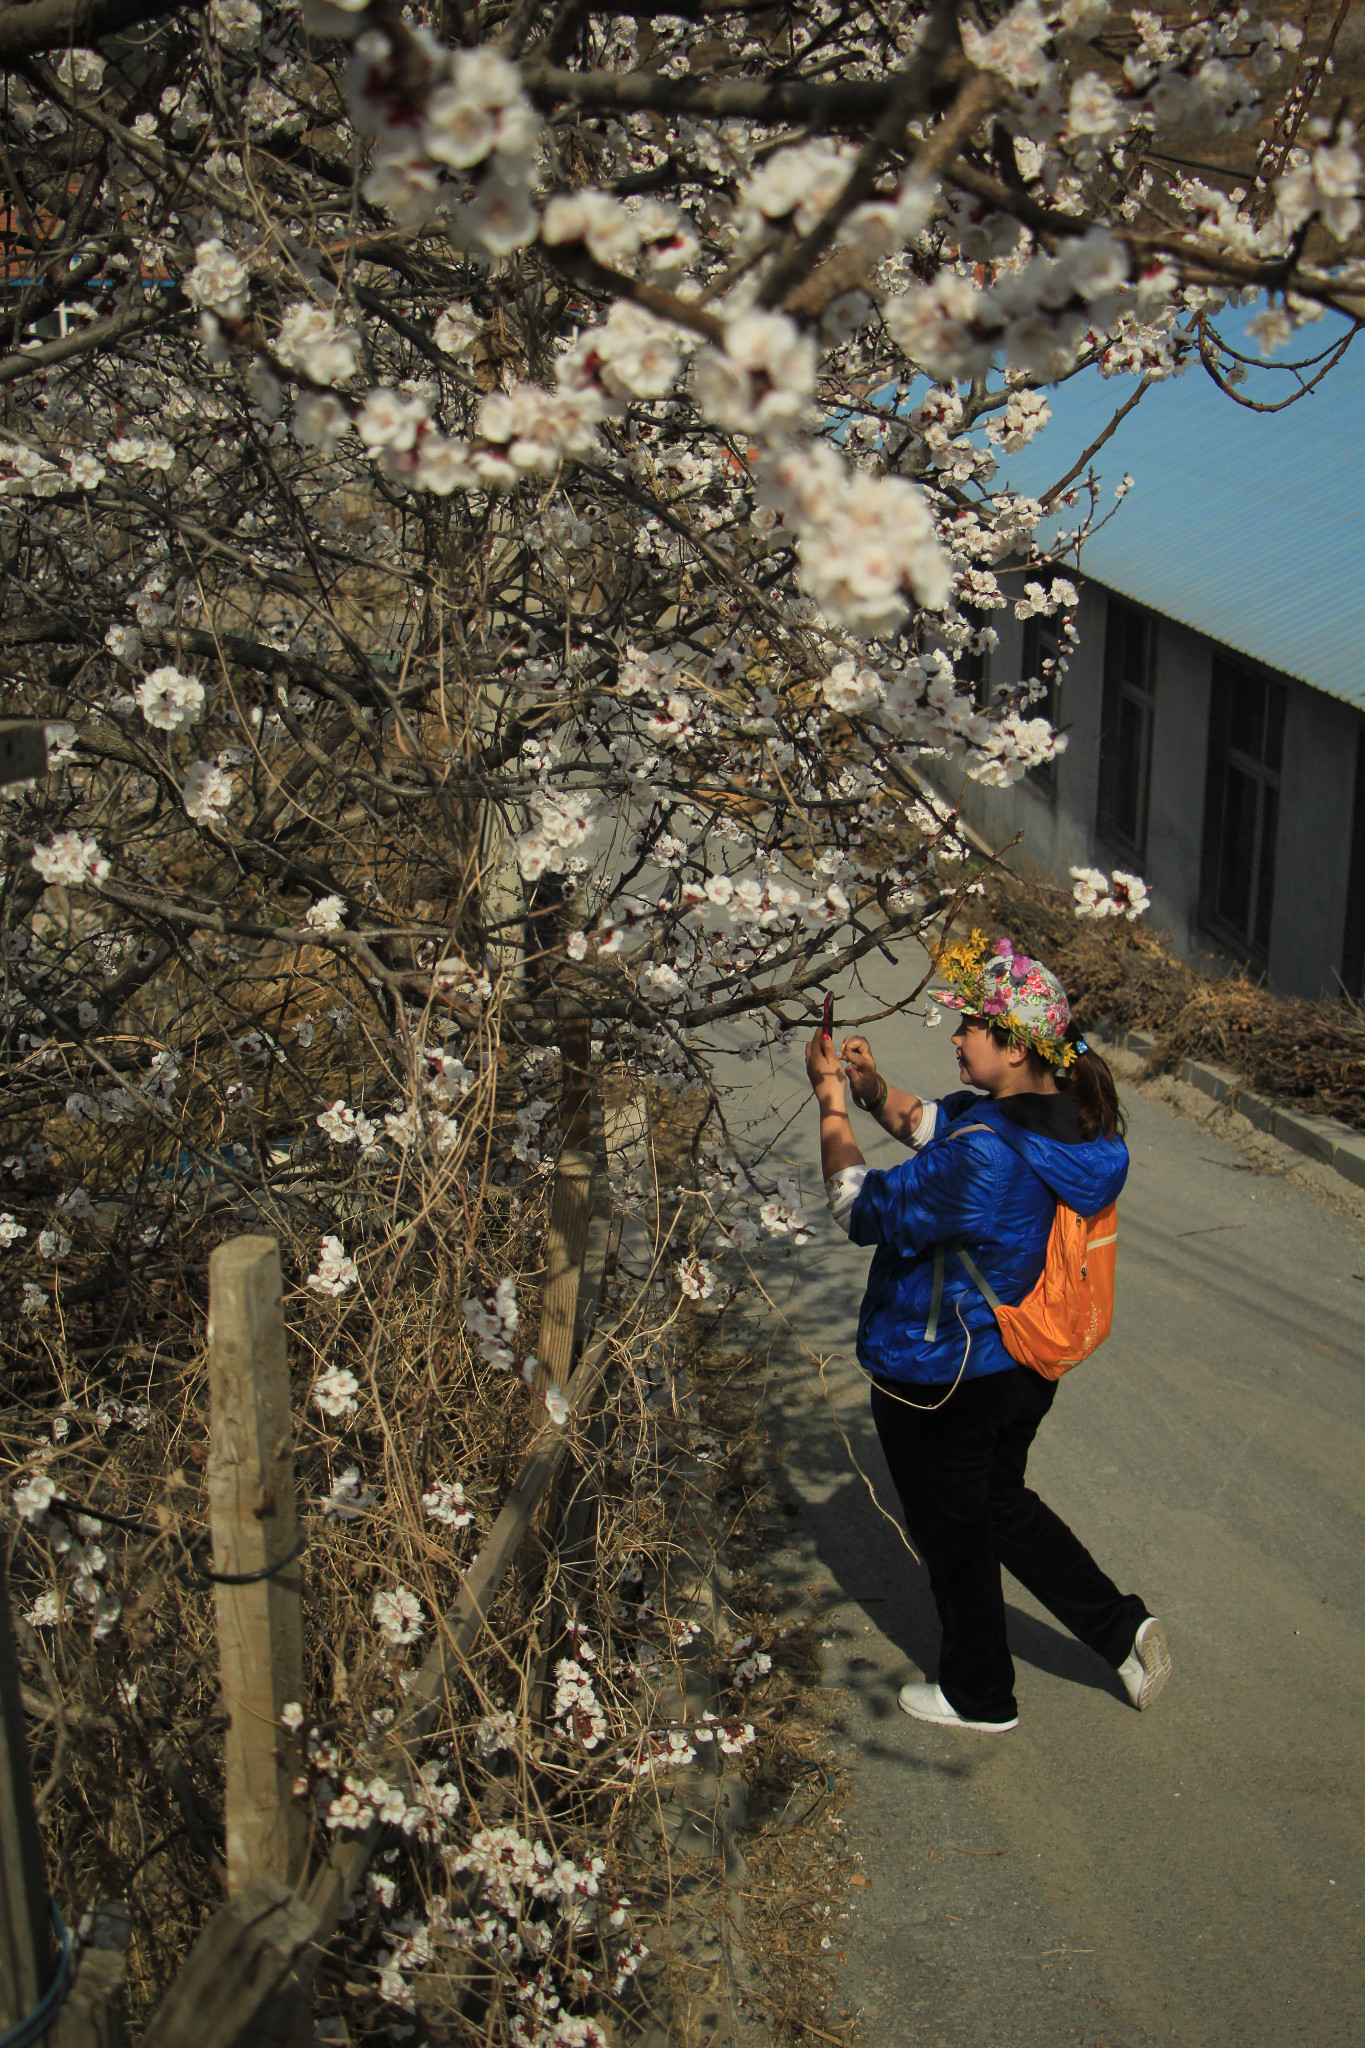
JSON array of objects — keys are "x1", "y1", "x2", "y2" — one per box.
[{"x1": 931, "y1": 931, "x2": 1077, "y2": 1069}]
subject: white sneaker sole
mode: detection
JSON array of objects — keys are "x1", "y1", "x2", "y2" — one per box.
[
  {"x1": 1129, "y1": 1617, "x2": 1172, "y2": 1711},
  {"x1": 898, "y1": 1683, "x2": 1018, "y2": 1733}
]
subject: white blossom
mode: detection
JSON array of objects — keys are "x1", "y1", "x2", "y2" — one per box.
[
  {"x1": 31, "y1": 832, "x2": 109, "y2": 889},
  {"x1": 181, "y1": 759, "x2": 234, "y2": 822},
  {"x1": 822, "y1": 661, "x2": 882, "y2": 716},
  {"x1": 372, "y1": 1585, "x2": 425, "y2": 1647},
  {"x1": 962, "y1": 0, "x2": 1054, "y2": 90},
  {"x1": 209, "y1": 0, "x2": 261, "y2": 48},
  {"x1": 184, "y1": 238, "x2": 249, "y2": 320},
  {"x1": 135, "y1": 665, "x2": 204, "y2": 732},
  {"x1": 363, "y1": 148, "x2": 441, "y2": 227},
  {"x1": 464, "y1": 1276, "x2": 518, "y2": 1368},
  {"x1": 638, "y1": 961, "x2": 684, "y2": 1004},
  {"x1": 313, "y1": 1367, "x2": 360, "y2": 1418},
  {"x1": 542, "y1": 188, "x2": 641, "y2": 267},
  {"x1": 553, "y1": 1658, "x2": 608, "y2": 1748},
  {"x1": 543, "y1": 1384, "x2": 571, "y2": 1426},
  {"x1": 676, "y1": 1256, "x2": 715, "y2": 1301},
  {"x1": 433, "y1": 303, "x2": 480, "y2": 355},
  {"x1": 308, "y1": 1234, "x2": 358, "y2": 1295},
  {"x1": 1071, "y1": 865, "x2": 1150, "y2": 921},
  {"x1": 1274, "y1": 127, "x2": 1363, "y2": 243},
  {"x1": 323, "y1": 1466, "x2": 374, "y2": 1519},
  {"x1": 293, "y1": 393, "x2": 350, "y2": 452},
  {"x1": 422, "y1": 1478, "x2": 473, "y2": 1528},
  {"x1": 324, "y1": 1791, "x2": 366, "y2": 1832},
  {"x1": 317, "y1": 1099, "x2": 377, "y2": 1147},
  {"x1": 476, "y1": 1709, "x2": 517, "y2": 1757},
  {"x1": 55, "y1": 47, "x2": 104, "y2": 88},
  {"x1": 44, "y1": 722, "x2": 77, "y2": 766},
  {"x1": 356, "y1": 387, "x2": 430, "y2": 454},
  {"x1": 474, "y1": 381, "x2": 605, "y2": 481},
  {"x1": 274, "y1": 303, "x2": 361, "y2": 386},
  {"x1": 692, "y1": 312, "x2": 815, "y2": 440},
  {"x1": 13, "y1": 1473, "x2": 60, "y2": 1520},
  {"x1": 304, "y1": 894, "x2": 346, "y2": 932},
  {"x1": 567, "y1": 301, "x2": 684, "y2": 401},
  {"x1": 1067, "y1": 74, "x2": 1126, "y2": 139}
]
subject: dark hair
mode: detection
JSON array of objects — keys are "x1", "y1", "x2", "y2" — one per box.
[{"x1": 986, "y1": 1024, "x2": 1126, "y2": 1141}]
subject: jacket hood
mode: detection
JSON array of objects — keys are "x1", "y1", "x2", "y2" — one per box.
[{"x1": 970, "y1": 1099, "x2": 1129, "y2": 1211}]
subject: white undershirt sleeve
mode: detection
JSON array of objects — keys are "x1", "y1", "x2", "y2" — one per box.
[
  {"x1": 825, "y1": 1100, "x2": 939, "y2": 1236},
  {"x1": 910, "y1": 1099, "x2": 939, "y2": 1150},
  {"x1": 824, "y1": 1165, "x2": 868, "y2": 1236}
]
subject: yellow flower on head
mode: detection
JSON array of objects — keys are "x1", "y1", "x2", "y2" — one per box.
[{"x1": 933, "y1": 928, "x2": 989, "y2": 986}]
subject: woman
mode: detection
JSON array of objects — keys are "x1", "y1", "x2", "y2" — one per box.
[{"x1": 805, "y1": 932, "x2": 1170, "y2": 1733}]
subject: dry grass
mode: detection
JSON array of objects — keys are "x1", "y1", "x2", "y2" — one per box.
[{"x1": 0, "y1": 1050, "x2": 734, "y2": 2041}]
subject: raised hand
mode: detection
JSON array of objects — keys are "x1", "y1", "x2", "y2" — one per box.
[
  {"x1": 840, "y1": 1035, "x2": 879, "y2": 1105},
  {"x1": 806, "y1": 1027, "x2": 847, "y2": 1106}
]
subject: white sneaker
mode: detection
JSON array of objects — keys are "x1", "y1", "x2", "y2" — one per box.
[
  {"x1": 897, "y1": 1682, "x2": 1018, "y2": 1733},
  {"x1": 1117, "y1": 1616, "x2": 1171, "y2": 1710}
]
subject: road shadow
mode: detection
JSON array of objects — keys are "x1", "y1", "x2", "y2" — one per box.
[{"x1": 755, "y1": 1328, "x2": 1131, "y2": 1716}]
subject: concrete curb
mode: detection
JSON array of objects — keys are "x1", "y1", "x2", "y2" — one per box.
[{"x1": 1108, "y1": 1029, "x2": 1365, "y2": 1195}]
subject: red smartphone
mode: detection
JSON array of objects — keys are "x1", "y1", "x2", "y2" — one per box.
[{"x1": 821, "y1": 991, "x2": 834, "y2": 1042}]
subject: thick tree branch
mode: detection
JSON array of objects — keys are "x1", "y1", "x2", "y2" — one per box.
[
  {"x1": 521, "y1": 57, "x2": 968, "y2": 130},
  {"x1": 0, "y1": 297, "x2": 179, "y2": 385},
  {"x1": 0, "y1": 0, "x2": 182, "y2": 61}
]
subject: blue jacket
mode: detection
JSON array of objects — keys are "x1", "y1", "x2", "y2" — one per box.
[{"x1": 848, "y1": 1090, "x2": 1129, "y2": 1387}]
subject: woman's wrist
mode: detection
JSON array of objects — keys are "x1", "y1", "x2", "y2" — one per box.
[{"x1": 854, "y1": 1075, "x2": 889, "y2": 1115}]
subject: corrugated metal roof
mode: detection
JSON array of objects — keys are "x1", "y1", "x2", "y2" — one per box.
[{"x1": 994, "y1": 310, "x2": 1365, "y2": 710}]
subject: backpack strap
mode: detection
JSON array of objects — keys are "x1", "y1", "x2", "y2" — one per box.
[
  {"x1": 954, "y1": 1244, "x2": 1005, "y2": 1316},
  {"x1": 925, "y1": 1244, "x2": 945, "y2": 1341},
  {"x1": 927, "y1": 1121, "x2": 1005, "y2": 1330}
]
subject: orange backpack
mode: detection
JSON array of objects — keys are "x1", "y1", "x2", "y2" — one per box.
[{"x1": 936, "y1": 1124, "x2": 1119, "y2": 1380}]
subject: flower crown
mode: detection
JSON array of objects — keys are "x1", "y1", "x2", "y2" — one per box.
[{"x1": 931, "y1": 931, "x2": 1077, "y2": 1069}]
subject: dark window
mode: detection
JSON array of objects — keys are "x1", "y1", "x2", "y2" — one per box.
[
  {"x1": 957, "y1": 604, "x2": 994, "y2": 708},
  {"x1": 1097, "y1": 599, "x2": 1153, "y2": 859},
  {"x1": 1022, "y1": 614, "x2": 1061, "y2": 793},
  {"x1": 1342, "y1": 725, "x2": 1365, "y2": 999},
  {"x1": 1199, "y1": 658, "x2": 1286, "y2": 961}
]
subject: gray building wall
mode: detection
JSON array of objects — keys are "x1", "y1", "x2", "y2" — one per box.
[
  {"x1": 1270, "y1": 683, "x2": 1360, "y2": 999},
  {"x1": 1140, "y1": 612, "x2": 1213, "y2": 964},
  {"x1": 930, "y1": 576, "x2": 1363, "y2": 1003}
]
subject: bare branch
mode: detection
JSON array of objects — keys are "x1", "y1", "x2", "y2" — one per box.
[{"x1": 0, "y1": 0, "x2": 183, "y2": 61}]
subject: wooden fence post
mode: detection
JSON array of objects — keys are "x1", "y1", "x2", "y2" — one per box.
[
  {"x1": 0, "y1": 1559, "x2": 55, "y2": 2033},
  {"x1": 559, "y1": 1009, "x2": 592, "y2": 1153},
  {"x1": 535, "y1": 1152, "x2": 596, "y2": 1389},
  {"x1": 207, "y1": 1235, "x2": 307, "y2": 1897},
  {"x1": 0, "y1": 720, "x2": 48, "y2": 788},
  {"x1": 50, "y1": 1947, "x2": 129, "y2": 2048},
  {"x1": 2, "y1": 1568, "x2": 131, "y2": 2046}
]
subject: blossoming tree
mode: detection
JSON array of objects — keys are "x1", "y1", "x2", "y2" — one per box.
[
  {"x1": 1, "y1": 0, "x2": 1362, "y2": 2028},
  {"x1": 5, "y1": 0, "x2": 1361, "y2": 1118}
]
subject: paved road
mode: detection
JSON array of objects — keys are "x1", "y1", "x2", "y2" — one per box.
[{"x1": 708, "y1": 945, "x2": 1365, "y2": 2048}]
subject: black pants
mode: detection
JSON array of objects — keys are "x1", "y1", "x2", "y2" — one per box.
[{"x1": 871, "y1": 1367, "x2": 1148, "y2": 1724}]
